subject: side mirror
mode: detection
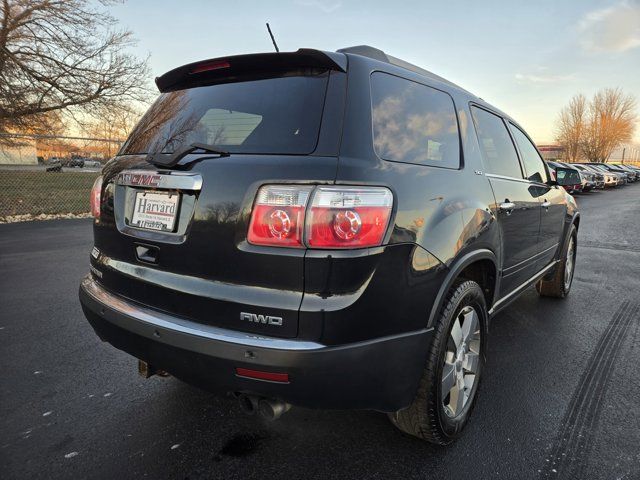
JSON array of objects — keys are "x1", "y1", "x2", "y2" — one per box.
[{"x1": 554, "y1": 167, "x2": 581, "y2": 187}]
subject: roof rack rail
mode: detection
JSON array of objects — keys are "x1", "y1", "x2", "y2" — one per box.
[{"x1": 336, "y1": 45, "x2": 469, "y2": 94}]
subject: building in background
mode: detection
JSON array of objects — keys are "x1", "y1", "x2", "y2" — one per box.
[
  {"x1": 0, "y1": 140, "x2": 38, "y2": 164},
  {"x1": 537, "y1": 144, "x2": 565, "y2": 161}
]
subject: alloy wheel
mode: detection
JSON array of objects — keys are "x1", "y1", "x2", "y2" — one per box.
[
  {"x1": 564, "y1": 236, "x2": 575, "y2": 290},
  {"x1": 442, "y1": 306, "x2": 481, "y2": 418}
]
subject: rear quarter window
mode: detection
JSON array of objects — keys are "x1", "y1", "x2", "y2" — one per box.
[{"x1": 370, "y1": 72, "x2": 460, "y2": 168}]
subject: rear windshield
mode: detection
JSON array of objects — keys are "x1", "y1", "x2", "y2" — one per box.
[{"x1": 120, "y1": 72, "x2": 330, "y2": 156}]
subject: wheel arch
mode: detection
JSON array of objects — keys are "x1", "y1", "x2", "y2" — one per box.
[
  {"x1": 573, "y1": 213, "x2": 580, "y2": 231},
  {"x1": 427, "y1": 249, "x2": 498, "y2": 329},
  {"x1": 556, "y1": 212, "x2": 580, "y2": 261}
]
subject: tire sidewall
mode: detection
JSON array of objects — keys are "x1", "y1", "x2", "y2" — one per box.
[
  {"x1": 433, "y1": 282, "x2": 488, "y2": 439},
  {"x1": 562, "y1": 227, "x2": 577, "y2": 296}
]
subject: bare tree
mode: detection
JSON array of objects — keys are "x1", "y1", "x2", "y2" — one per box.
[
  {"x1": 556, "y1": 94, "x2": 587, "y2": 163},
  {"x1": 0, "y1": 0, "x2": 151, "y2": 146},
  {"x1": 83, "y1": 107, "x2": 140, "y2": 157},
  {"x1": 581, "y1": 88, "x2": 637, "y2": 162},
  {"x1": 556, "y1": 88, "x2": 637, "y2": 163},
  {"x1": 120, "y1": 91, "x2": 193, "y2": 154}
]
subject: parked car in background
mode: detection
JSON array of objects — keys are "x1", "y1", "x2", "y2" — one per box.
[
  {"x1": 559, "y1": 162, "x2": 595, "y2": 191},
  {"x1": 604, "y1": 164, "x2": 634, "y2": 183},
  {"x1": 79, "y1": 45, "x2": 582, "y2": 445},
  {"x1": 547, "y1": 161, "x2": 583, "y2": 193},
  {"x1": 83, "y1": 160, "x2": 103, "y2": 168},
  {"x1": 587, "y1": 164, "x2": 625, "y2": 186},
  {"x1": 626, "y1": 165, "x2": 640, "y2": 178},
  {"x1": 618, "y1": 169, "x2": 635, "y2": 183},
  {"x1": 614, "y1": 164, "x2": 640, "y2": 182},
  {"x1": 571, "y1": 164, "x2": 603, "y2": 190},
  {"x1": 45, "y1": 159, "x2": 62, "y2": 172},
  {"x1": 68, "y1": 158, "x2": 85, "y2": 168},
  {"x1": 581, "y1": 164, "x2": 613, "y2": 188}
]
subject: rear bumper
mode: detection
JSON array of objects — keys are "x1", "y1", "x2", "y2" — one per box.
[{"x1": 79, "y1": 275, "x2": 432, "y2": 412}]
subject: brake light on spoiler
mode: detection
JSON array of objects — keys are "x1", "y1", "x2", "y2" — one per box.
[
  {"x1": 248, "y1": 185, "x2": 393, "y2": 249},
  {"x1": 189, "y1": 61, "x2": 230, "y2": 74}
]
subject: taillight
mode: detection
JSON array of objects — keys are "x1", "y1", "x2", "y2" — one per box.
[
  {"x1": 306, "y1": 187, "x2": 393, "y2": 248},
  {"x1": 247, "y1": 185, "x2": 393, "y2": 249},
  {"x1": 90, "y1": 176, "x2": 103, "y2": 218},
  {"x1": 247, "y1": 185, "x2": 313, "y2": 248}
]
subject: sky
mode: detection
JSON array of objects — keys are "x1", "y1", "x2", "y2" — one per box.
[{"x1": 109, "y1": 0, "x2": 640, "y2": 144}]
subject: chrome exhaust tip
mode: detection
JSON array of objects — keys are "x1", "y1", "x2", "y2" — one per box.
[
  {"x1": 237, "y1": 394, "x2": 259, "y2": 415},
  {"x1": 258, "y1": 398, "x2": 291, "y2": 421}
]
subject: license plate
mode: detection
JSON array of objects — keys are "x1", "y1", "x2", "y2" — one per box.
[{"x1": 131, "y1": 191, "x2": 179, "y2": 232}]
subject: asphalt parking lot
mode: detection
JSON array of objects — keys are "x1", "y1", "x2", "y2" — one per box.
[{"x1": 1, "y1": 185, "x2": 639, "y2": 480}]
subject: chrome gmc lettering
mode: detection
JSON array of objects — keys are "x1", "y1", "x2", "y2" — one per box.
[{"x1": 118, "y1": 172, "x2": 161, "y2": 187}]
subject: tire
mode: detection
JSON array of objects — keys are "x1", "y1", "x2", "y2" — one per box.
[
  {"x1": 389, "y1": 280, "x2": 487, "y2": 445},
  {"x1": 536, "y1": 224, "x2": 577, "y2": 298}
]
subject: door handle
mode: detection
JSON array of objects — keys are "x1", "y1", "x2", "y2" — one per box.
[
  {"x1": 541, "y1": 200, "x2": 551, "y2": 209},
  {"x1": 499, "y1": 201, "x2": 516, "y2": 214}
]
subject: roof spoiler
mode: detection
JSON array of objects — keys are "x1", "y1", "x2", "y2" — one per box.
[{"x1": 155, "y1": 49, "x2": 347, "y2": 92}]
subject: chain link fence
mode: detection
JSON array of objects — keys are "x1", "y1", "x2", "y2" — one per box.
[
  {"x1": 1, "y1": 134, "x2": 639, "y2": 223},
  {"x1": 0, "y1": 134, "x2": 122, "y2": 222}
]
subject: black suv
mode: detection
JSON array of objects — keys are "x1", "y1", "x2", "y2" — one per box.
[{"x1": 79, "y1": 46, "x2": 580, "y2": 444}]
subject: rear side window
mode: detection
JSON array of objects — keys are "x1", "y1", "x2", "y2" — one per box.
[
  {"x1": 371, "y1": 72, "x2": 460, "y2": 168},
  {"x1": 120, "y1": 72, "x2": 330, "y2": 156},
  {"x1": 471, "y1": 106, "x2": 522, "y2": 179},
  {"x1": 509, "y1": 124, "x2": 548, "y2": 183}
]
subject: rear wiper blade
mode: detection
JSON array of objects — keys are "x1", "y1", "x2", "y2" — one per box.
[{"x1": 147, "y1": 142, "x2": 230, "y2": 167}]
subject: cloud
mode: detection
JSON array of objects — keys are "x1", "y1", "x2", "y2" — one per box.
[
  {"x1": 578, "y1": 0, "x2": 640, "y2": 53},
  {"x1": 372, "y1": 83, "x2": 458, "y2": 164},
  {"x1": 514, "y1": 73, "x2": 576, "y2": 84},
  {"x1": 294, "y1": 0, "x2": 342, "y2": 13}
]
